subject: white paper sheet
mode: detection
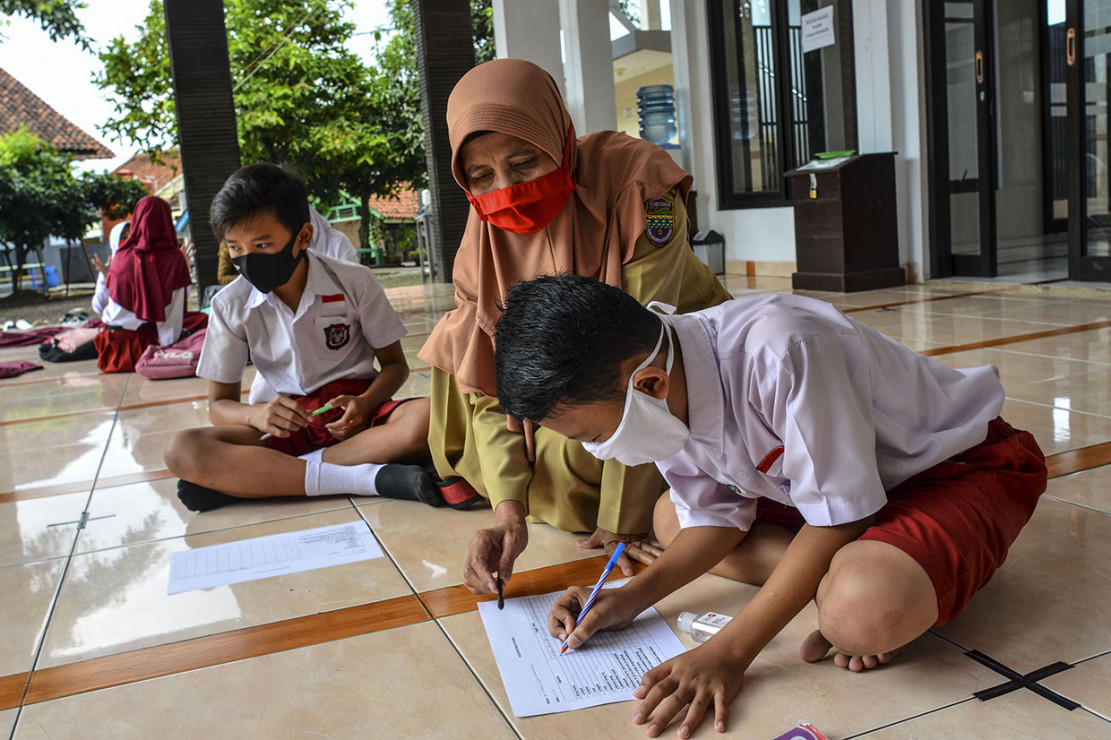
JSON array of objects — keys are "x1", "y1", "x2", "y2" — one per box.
[
  {"x1": 478, "y1": 586, "x2": 687, "y2": 717},
  {"x1": 801, "y1": 6, "x2": 835, "y2": 53},
  {"x1": 168, "y1": 521, "x2": 383, "y2": 595}
]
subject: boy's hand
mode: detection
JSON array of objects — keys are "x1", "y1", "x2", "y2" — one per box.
[
  {"x1": 548, "y1": 586, "x2": 639, "y2": 649},
  {"x1": 577, "y1": 528, "x2": 663, "y2": 573},
  {"x1": 252, "y1": 396, "x2": 311, "y2": 437},
  {"x1": 324, "y1": 394, "x2": 369, "y2": 441},
  {"x1": 463, "y1": 501, "x2": 528, "y2": 593},
  {"x1": 631, "y1": 644, "x2": 745, "y2": 738}
]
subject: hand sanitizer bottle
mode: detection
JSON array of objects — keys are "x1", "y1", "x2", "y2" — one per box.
[{"x1": 677, "y1": 611, "x2": 733, "y2": 643}]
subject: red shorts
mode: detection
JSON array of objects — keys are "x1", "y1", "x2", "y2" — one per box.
[
  {"x1": 754, "y1": 417, "x2": 1047, "y2": 625},
  {"x1": 265, "y1": 378, "x2": 405, "y2": 457},
  {"x1": 95, "y1": 324, "x2": 158, "y2": 374}
]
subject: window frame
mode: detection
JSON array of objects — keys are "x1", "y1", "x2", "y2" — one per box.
[{"x1": 706, "y1": 0, "x2": 858, "y2": 210}]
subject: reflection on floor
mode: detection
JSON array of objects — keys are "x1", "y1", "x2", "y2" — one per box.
[{"x1": 1, "y1": 275, "x2": 1110, "y2": 739}]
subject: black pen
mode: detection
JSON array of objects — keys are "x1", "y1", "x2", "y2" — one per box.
[{"x1": 496, "y1": 577, "x2": 505, "y2": 610}]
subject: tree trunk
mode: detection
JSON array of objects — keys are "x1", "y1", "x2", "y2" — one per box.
[
  {"x1": 356, "y1": 194, "x2": 373, "y2": 263},
  {"x1": 33, "y1": 246, "x2": 47, "y2": 295},
  {"x1": 11, "y1": 243, "x2": 25, "y2": 293}
]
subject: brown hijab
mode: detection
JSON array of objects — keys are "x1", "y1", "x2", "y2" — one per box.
[{"x1": 419, "y1": 58, "x2": 692, "y2": 395}]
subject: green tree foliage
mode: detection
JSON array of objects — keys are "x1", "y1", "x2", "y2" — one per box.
[
  {"x1": 0, "y1": 0, "x2": 90, "y2": 48},
  {"x1": 0, "y1": 126, "x2": 146, "y2": 292},
  {"x1": 95, "y1": 0, "x2": 492, "y2": 253},
  {"x1": 95, "y1": 0, "x2": 418, "y2": 251}
]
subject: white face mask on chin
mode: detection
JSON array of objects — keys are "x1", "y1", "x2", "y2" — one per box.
[{"x1": 581, "y1": 313, "x2": 690, "y2": 466}]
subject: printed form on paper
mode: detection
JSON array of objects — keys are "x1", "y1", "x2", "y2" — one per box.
[{"x1": 478, "y1": 584, "x2": 686, "y2": 717}]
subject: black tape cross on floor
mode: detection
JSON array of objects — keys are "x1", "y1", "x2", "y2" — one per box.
[{"x1": 966, "y1": 649, "x2": 1080, "y2": 710}]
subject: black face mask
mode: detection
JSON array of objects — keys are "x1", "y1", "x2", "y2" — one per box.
[{"x1": 231, "y1": 226, "x2": 306, "y2": 293}]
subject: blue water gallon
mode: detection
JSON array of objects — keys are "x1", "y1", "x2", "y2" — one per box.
[{"x1": 637, "y1": 84, "x2": 677, "y2": 145}]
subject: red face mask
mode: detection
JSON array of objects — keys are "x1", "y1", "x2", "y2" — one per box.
[{"x1": 465, "y1": 132, "x2": 576, "y2": 234}]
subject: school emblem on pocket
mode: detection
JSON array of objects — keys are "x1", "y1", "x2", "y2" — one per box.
[
  {"x1": 324, "y1": 323, "x2": 350, "y2": 350},
  {"x1": 645, "y1": 196, "x2": 675, "y2": 246}
]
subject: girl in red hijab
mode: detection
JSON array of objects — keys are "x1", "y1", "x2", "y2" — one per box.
[{"x1": 97, "y1": 195, "x2": 192, "y2": 372}]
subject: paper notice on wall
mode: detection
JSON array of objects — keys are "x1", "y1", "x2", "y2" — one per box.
[
  {"x1": 168, "y1": 521, "x2": 383, "y2": 594},
  {"x1": 802, "y1": 6, "x2": 836, "y2": 53},
  {"x1": 479, "y1": 585, "x2": 686, "y2": 717}
]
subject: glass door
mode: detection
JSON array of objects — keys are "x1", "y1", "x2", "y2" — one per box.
[
  {"x1": 927, "y1": 0, "x2": 998, "y2": 277},
  {"x1": 1066, "y1": 0, "x2": 1111, "y2": 279}
]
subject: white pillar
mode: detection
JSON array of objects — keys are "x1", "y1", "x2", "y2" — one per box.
[
  {"x1": 492, "y1": 0, "x2": 564, "y2": 94},
  {"x1": 560, "y1": 0, "x2": 617, "y2": 134},
  {"x1": 852, "y1": 0, "x2": 894, "y2": 152}
]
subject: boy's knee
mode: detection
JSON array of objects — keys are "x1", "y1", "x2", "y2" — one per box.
[
  {"x1": 652, "y1": 492, "x2": 680, "y2": 545},
  {"x1": 816, "y1": 542, "x2": 937, "y2": 655},
  {"x1": 392, "y1": 398, "x2": 430, "y2": 442},
  {"x1": 164, "y1": 427, "x2": 209, "y2": 479}
]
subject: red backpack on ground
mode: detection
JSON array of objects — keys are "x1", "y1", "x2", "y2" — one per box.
[{"x1": 134, "y1": 328, "x2": 206, "y2": 380}]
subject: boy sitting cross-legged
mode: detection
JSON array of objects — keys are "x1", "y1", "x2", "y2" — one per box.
[
  {"x1": 166, "y1": 163, "x2": 452, "y2": 512},
  {"x1": 492, "y1": 274, "x2": 1047, "y2": 739}
]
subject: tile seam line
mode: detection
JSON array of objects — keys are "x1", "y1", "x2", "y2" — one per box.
[
  {"x1": 8, "y1": 374, "x2": 130, "y2": 716},
  {"x1": 19, "y1": 594, "x2": 431, "y2": 706},
  {"x1": 15, "y1": 557, "x2": 609, "y2": 707},
  {"x1": 920, "y1": 319, "x2": 1111, "y2": 356},
  {"x1": 841, "y1": 286, "x2": 1018, "y2": 313}
]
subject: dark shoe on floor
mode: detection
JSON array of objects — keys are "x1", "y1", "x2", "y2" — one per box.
[
  {"x1": 435, "y1": 476, "x2": 485, "y2": 510},
  {"x1": 177, "y1": 479, "x2": 239, "y2": 512},
  {"x1": 375, "y1": 464, "x2": 445, "y2": 507}
]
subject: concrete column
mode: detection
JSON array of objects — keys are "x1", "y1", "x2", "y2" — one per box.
[
  {"x1": 852, "y1": 0, "x2": 894, "y2": 152},
  {"x1": 492, "y1": 0, "x2": 564, "y2": 94},
  {"x1": 560, "y1": 0, "x2": 617, "y2": 134},
  {"x1": 412, "y1": 0, "x2": 475, "y2": 283}
]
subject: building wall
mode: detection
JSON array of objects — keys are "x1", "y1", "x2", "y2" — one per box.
[{"x1": 670, "y1": 0, "x2": 930, "y2": 276}]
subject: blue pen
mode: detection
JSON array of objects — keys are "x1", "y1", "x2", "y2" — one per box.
[{"x1": 560, "y1": 542, "x2": 626, "y2": 654}]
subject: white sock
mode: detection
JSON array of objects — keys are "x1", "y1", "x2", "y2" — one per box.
[
  {"x1": 304, "y1": 459, "x2": 386, "y2": 497},
  {"x1": 298, "y1": 448, "x2": 325, "y2": 464}
]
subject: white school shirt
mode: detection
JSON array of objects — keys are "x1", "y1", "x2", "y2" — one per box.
[
  {"x1": 309, "y1": 208, "x2": 358, "y2": 263},
  {"x1": 101, "y1": 288, "x2": 186, "y2": 347},
  {"x1": 659, "y1": 294, "x2": 1005, "y2": 531},
  {"x1": 197, "y1": 251, "x2": 406, "y2": 403}
]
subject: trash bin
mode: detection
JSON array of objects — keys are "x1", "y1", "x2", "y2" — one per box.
[
  {"x1": 784, "y1": 153, "x2": 905, "y2": 292},
  {"x1": 691, "y1": 229, "x2": 725, "y2": 275}
]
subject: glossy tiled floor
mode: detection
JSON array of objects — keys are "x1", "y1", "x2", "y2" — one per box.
[{"x1": 2, "y1": 276, "x2": 1110, "y2": 739}]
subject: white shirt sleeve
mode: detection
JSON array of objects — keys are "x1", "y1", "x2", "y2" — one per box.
[
  {"x1": 770, "y1": 333, "x2": 889, "y2": 526},
  {"x1": 355, "y1": 273, "x2": 407, "y2": 349},
  {"x1": 196, "y1": 297, "x2": 250, "y2": 384},
  {"x1": 154, "y1": 288, "x2": 186, "y2": 346},
  {"x1": 91, "y1": 274, "x2": 109, "y2": 315},
  {"x1": 660, "y1": 454, "x2": 760, "y2": 531}
]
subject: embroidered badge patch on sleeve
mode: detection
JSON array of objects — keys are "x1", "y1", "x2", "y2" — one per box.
[
  {"x1": 645, "y1": 196, "x2": 675, "y2": 246},
  {"x1": 324, "y1": 323, "x2": 350, "y2": 350}
]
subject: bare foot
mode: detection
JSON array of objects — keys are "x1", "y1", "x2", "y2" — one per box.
[{"x1": 799, "y1": 630, "x2": 895, "y2": 671}]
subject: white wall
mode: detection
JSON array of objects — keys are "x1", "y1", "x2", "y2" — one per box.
[{"x1": 854, "y1": 0, "x2": 929, "y2": 276}]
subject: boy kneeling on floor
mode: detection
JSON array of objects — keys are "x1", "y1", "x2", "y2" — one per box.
[
  {"x1": 166, "y1": 163, "x2": 448, "y2": 512},
  {"x1": 493, "y1": 274, "x2": 1047, "y2": 739}
]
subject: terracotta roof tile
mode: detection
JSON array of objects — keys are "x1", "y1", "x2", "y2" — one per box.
[
  {"x1": 0, "y1": 67, "x2": 114, "y2": 159},
  {"x1": 368, "y1": 188, "x2": 420, "y2": 221},
  {"x1": 112, "y1": 150, "x2": 182, "y2": 192}
]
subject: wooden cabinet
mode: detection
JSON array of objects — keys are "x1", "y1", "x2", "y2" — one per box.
[{"x1": 785, "y1": 153, "x2": 905, "y2": 292}]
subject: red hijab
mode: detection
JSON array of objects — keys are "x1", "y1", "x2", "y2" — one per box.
[{"x1": 107, "y1": 196, "x2": 192, "y2": 322}]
